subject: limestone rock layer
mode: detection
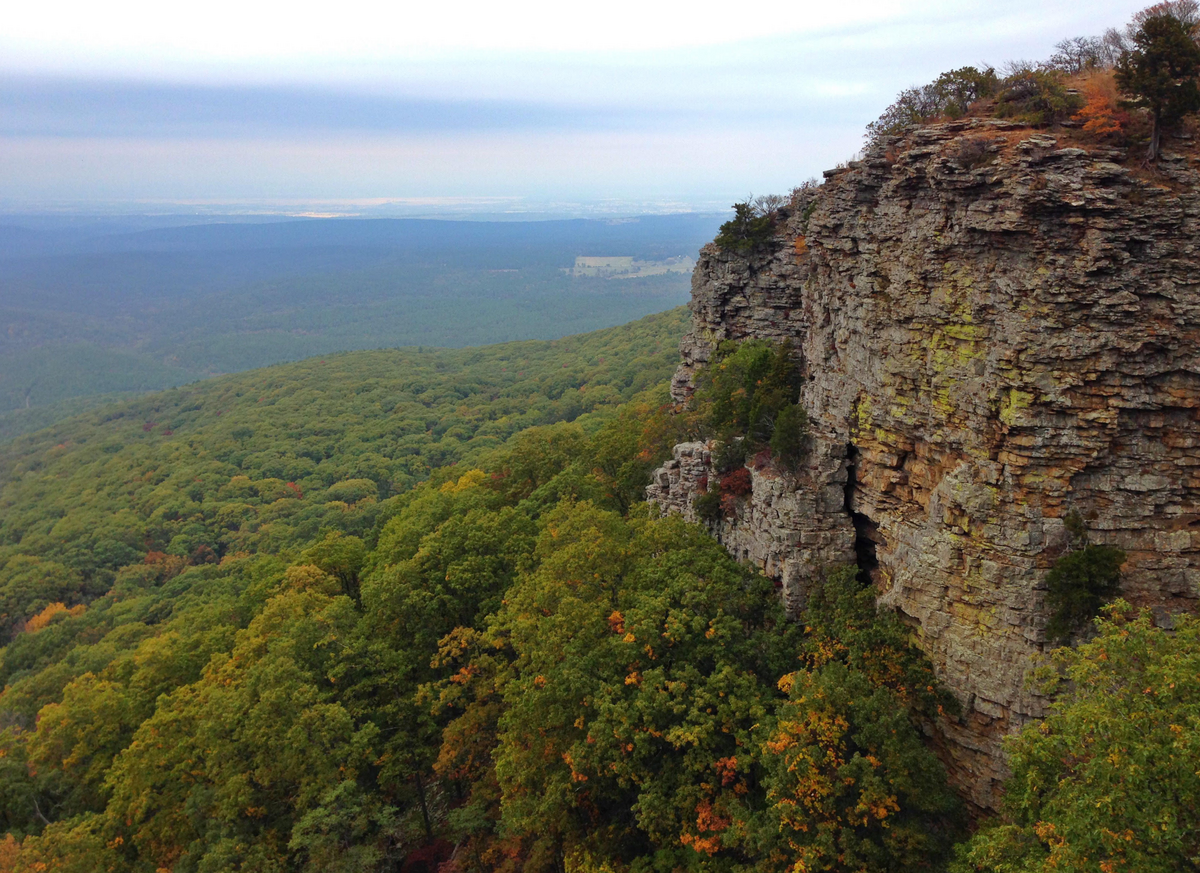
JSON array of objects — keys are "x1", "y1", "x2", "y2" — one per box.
[{"x1": 648, "y1": 120, "x2": 1200, "y2": 811}]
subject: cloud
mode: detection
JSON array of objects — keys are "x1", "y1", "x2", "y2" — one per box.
[
  {"x1": 0, "y1": 0, "x2": 1150, "y2": 210},
  {"x1": 0, "y1": 77, "x2": 629, "y2": 138}
]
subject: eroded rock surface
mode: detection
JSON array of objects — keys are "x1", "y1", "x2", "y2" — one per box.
[{"x1": 648, "y1": 119, "x2": 1200, "y2": 811}]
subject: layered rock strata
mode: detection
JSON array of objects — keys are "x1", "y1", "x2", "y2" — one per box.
[{"x1": 648, "y1": 119, "x2": 1200, "y2": 810}]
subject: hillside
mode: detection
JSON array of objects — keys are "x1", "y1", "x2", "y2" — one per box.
[
  {"x1": 0, "y1": 302, "x2": 978, "y2": 873},
  {"x1": 0, "y1": 308, "x2": 687, "y2": 595}
]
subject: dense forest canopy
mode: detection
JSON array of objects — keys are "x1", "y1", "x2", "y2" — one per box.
[
  {"x1": 0, "y1": 308, "x2": 688, "y2": 637},
  {"x1": 1, "y1": 308, "x2": 1193, "y2": 872},
  {"x1": 0, "y1": 310, "x2": 970, "y2": 872}
]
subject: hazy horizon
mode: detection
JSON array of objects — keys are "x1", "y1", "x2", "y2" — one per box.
[{"x1": 3, "y1": 0, "x2": 1147, "y2": 216}]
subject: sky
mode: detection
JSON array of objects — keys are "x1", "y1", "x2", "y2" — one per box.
[{"x1": 0, "y1": 0, "x2": 1148, "y2": 216}]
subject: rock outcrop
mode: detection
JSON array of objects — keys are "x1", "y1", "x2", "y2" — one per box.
[{"x1": 648, "y1": 119, "x2": 1200, "y2": 811}]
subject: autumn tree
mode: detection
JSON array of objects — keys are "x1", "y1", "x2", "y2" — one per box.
[
  {"x1": 1074, "y1": 72, "x2": 1132, "y2": 138},
  {"x1": 760, "y1": 568, "x2": 962, "y2": 873},
  {"x1": 487, "y1": 502, "x2": 802, "y2": 872}
]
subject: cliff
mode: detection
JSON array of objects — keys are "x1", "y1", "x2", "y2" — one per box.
[{"x1": 648, "y1": 118, "x2": 1200, "y2": 811}]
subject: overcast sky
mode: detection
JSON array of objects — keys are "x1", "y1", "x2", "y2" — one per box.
[{"x1": 1, "y1": 0, "x2": 1148, "y2": 216}]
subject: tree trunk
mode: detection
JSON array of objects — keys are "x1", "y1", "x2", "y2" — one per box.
[
  {"x1": 414, "y1": 770, "x2": 435, "y2": 842},
  {"x1": 1149, "y1": 111, "x2": 1163, "y2": 161}
]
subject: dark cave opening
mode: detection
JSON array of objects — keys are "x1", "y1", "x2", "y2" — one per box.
[{"x1": 844, "y1": 443, "x2": 880, "y2": 586}]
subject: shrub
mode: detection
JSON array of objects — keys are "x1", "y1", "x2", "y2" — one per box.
[
  {"x1": 693, "y1": 340, "x2": 810, "y2": 494},
  {"x1": 1073, "y1": 70, "x2": 1132, "y2": 137},
  {"x1": 692, "y1": 489, "x2": 723, "y2": 522},
  {"x1": 952, "y1": 604, "x2": 1200, "y2": 873},
  {"x1": 719, "y1": 467, "x2": 753, "y2": 497},
  {"x1": 995, "y1": 69, "x2": 1084, "y2": 124},
  {"x1": 769, "y1": 403, "x2": 810, "y2": 469},
  {"x1": 694, "y1": 339, "x2": 801, "y2": 445},
  {"x1": 1044, "y1": 543, "x2": 1125, "y2": 643},
  {"x1": 946, "y1": 135, "x2": 997, "y2": 169},
  {"x1": 711, "y1": 438, "x2": 749, "y2": 473},
  {"x1": 714, "y1": 201, "x2": 778, "y2": 253},
  {"x1": 866, "y1": 66, "x2": 999, "y2": 144},
  {"x1": 693, "y1": 467, "x2": 753, "y2": 522}
]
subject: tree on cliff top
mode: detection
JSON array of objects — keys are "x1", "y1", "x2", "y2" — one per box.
[
  {"x1": 714, "y1": 201, "x2": 779, "y2": 254},
  {"x1": 1116, "y1": 6, "x2": 1200, "y2": 159}
]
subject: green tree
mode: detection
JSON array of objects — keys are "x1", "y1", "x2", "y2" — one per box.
[
  {"x1": 694, "y1": 340, "x2": 800, "y2": 446},
  {"x1": 761, "y1": 568, "x2": 962, "y2": 873},
  {"x1": 952, "y1": 603, "x2": 1200, "y2": 873},
  {"x1": 1043, "y1": 544, "x2": 1125, "y2": 644},
  {"x1": 1115, "y1": 8, "x2": 1200, "y2": 159},
  {"x1": 769, "y1": 403, "x2": 809, "y2": 470},
  {"x1": 27, "y1": 673, "x2": 139, "y2": 820},
  {"x1": 715, "y1": 203, "x2": 779, "y2": 254},
  {"x1": 490, "y1": 502, "x2": 801, "y2": 873},
  {"x1": 301, "y1": 532, "x2": 367, "y2": 604}
]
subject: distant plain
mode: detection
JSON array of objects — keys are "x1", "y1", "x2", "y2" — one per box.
[{"x1": 0, "y1": 213, "x2": 722, "y2": 437}]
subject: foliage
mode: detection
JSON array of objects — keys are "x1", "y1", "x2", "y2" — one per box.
[
  {"x1": 0, "y1": 309, "x2": 687, "y2": 644},
  {"x1": 1115, "y1": 6, "x2": 1200, "y2": 158},
  {"x1": 485, "y1": 503, "x2": 802, "y2": 871},
  {"x1": 769, "y1": 403, "x2": 809, "y2": 470},
  {"x1": 952, "y1": 603, "x2": 1200, "y2": 873},
  {"x1": 866, "y1": 67, "x2": 999, "y2": 143},
  {"x1": 0, "y1": 310, "x2": 963, "y2": 872},
  {"x1": 714, "y1": 203, "x2": 779, "y2": 254},
  {"x1": 694, "y1": 340, "x2": 801, "y2": 446},
  {"x1": 1074, "y1": 71, "x2": 1133, "y2": 137},
  {"x1": 761, "y1": 568, "x2": 963, "y2": 873},
  {"x1": 995, "y1": 69, "x2": 1084, "y2": 125},
  {"x1": 711, "y1": 438, "x2": 750, "y2": 474},
  {"x1": 692, "y1": 487, "x2": 723, "y2": 523},
  {"x1": 688, "y1": 341, "x2": 807, "y2": 517},
  {"x1": 1043, "y1": 544, "x2": 1125, "y2": 644}
]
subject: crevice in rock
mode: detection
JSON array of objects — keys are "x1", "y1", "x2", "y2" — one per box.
[
  {"x1": 843, "y1": 443, "x2": 859, "y2": 515},
  {"x1": 844, "y1": 443, "x2": 880, "y2": 585}
]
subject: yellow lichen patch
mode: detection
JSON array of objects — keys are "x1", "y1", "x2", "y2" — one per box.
[
  {"x1": 854, "y1": 395, "x2": 874, "y2": 436},
  {"x1": 999, "y1": 388, "x2": 1035, "y2": 425}
]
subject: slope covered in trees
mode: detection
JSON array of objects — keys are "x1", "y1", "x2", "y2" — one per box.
[
  {"x1": 0, "y1": 308, "x2": 688, "y2": 641},
  {"x1": 0, "y1": 309, "x2": 971, "y2": 872}
]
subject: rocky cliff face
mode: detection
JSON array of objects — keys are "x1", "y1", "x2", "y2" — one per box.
[{"x1": 648, "y1": 119, "x2": 1200, "y2": 811}]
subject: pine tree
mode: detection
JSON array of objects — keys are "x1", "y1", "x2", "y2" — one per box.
[{"x1": 1115, "y1": 9, "x2": 1200, "y2": 159}]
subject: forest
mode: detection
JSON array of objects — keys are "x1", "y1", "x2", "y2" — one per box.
[
  {"x1": 0, "y1": 308, "x2": 1195, "y2": 872},
  {"x1": 0, "y1": 214, "x2": 720, "y2": 426}
]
